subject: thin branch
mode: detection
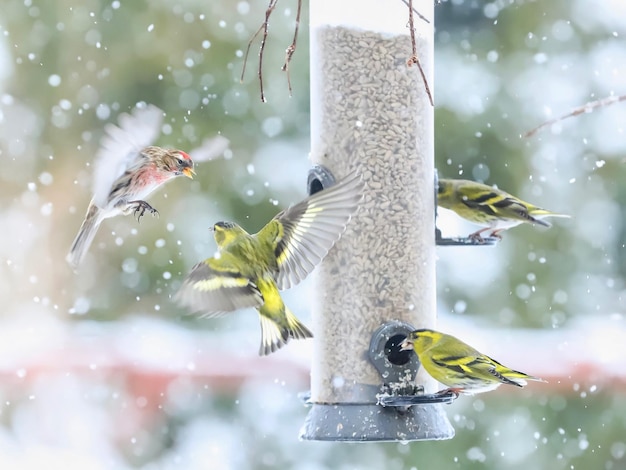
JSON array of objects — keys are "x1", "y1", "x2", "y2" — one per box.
[
  {"x1": 399, "y1": 0, "x2": 431, "y2": 24},
  {"x1": 524, "y1": 94, "x2": 626, "y2": 138},
  {"x1": 242, "y1": 0, "x2": 431, "y2": 102},
  {"x1": 240, "y1": 0, "x2": 279, "y2": 102},
  {"x1": 240, "y1": 23, "x2": 265, "y2": 85},
  {"x1": 258, "y1": 0, "x2": 279, "y2": 102},
  {"x1": 406, "y1": 0, "x2": 434, "y2": 107},
  {"x1": 280, "y1": 0, "x2": 303, "y2": 97}
]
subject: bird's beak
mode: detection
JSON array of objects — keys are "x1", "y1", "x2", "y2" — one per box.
[
  {"x1": 182, "y1": 167, "x2": 195, "y2": 179},
  {"x1": 399, "y1": 338, "x2": 413, "y2": 351}
]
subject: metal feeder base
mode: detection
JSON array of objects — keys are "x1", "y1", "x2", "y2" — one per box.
[{"x1": 300, "y1": 402, "x2": 455, "y2": 442}]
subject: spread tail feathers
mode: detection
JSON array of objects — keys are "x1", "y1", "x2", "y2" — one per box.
[
  {"x1": 258, "y1": 308, "x2": 313, "y2": 356},
  {"x1": 66, "y1": 203, "x2": 104, "y2": 269},
  {"x1": 285, "y1": 307, "x2": 313, "y2": 340}
]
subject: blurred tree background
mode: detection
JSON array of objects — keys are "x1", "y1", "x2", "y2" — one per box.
[{"x1": 1, "y1": 0, "x2": 626, "y2": 469}]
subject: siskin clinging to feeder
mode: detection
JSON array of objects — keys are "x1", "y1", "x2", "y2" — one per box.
[
  {"x1": 400, "y1": 328, "x2": 545, "y2": 397},
  {"x1": 437, "y1": 178, "x2": 570, "y2": 242},
  {"x1": 175, "y1": 172, "x2": 364, "y2": 356}
]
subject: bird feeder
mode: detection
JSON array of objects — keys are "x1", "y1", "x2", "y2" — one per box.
[{"x1": 301, "y1": 0, "x2": 455, "y2": 441}]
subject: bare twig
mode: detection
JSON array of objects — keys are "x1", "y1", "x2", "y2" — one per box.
[
  {"x1": 280, "y1": 0, "x2": 303, "y2": 96},
  {"x1": 399, "y1": 0, "x2": 431, "y2": 24},
  {"x1": 240, "y1": 24, "x2": 264, "y2": 85},
  {"x1": 240, "y1": 0, "x2": 279, "y2": 102},
  {"x1": 524, "y1": 94, "x2": 626, "y2": 138},
  {"x1": 406, "y1": 0, "x2": 434, "y2": 107},
  {"x1": 243, "y1": 0, "x2": 429, "y2": 102}
]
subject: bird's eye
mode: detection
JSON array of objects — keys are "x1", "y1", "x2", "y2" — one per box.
[{"x1": 176, "y1": 158, "x2": 183, "y2": 165}]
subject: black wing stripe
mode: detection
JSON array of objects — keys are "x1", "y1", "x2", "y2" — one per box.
[
  {"x1": 462, "y1": 198, "x2": 497, "y2": 216},
  {"x1": 492, "y1": 197, "x2": 518, "y2": 209},
  {"x1": 432, "y1": 355, "x2": 467, "y2": 372},
  {"x1": 469, "y1": 192, "x2": 500, "y2": 204}
]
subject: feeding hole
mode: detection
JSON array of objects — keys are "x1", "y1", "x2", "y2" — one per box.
[
  {"x1": 384, "y1": 334, "x2": 412, "y2": 366},
  {"x1": 307, "y1": 165, "x2": 335, "y2": 196},
  {"x1": 309, "y1": 177, "x2": 324, "y2": 196}
]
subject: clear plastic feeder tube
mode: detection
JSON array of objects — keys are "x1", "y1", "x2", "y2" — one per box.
[{"x1": 302, "y1": 0, "x2": 454, "y2": 441}]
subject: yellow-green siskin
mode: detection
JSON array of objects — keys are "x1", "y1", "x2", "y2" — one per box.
[
  {"x1": 175, "y1": 172, "x2": 364, "y2": 355},
  {"x1": 437, "y1": 178, "x2": 570, "y2": 242},
  {"x1": 400, "y1": 328, "x2": 545, "y2": 396}
]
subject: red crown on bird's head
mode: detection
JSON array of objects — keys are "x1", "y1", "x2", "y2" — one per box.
[{"x1": 177, "y1": 150, "x2": 192, "y2": 161}]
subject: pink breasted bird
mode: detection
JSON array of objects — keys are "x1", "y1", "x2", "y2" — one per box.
[{"x1": 67, "y1": 104, "x2": 194, "y2": 269}]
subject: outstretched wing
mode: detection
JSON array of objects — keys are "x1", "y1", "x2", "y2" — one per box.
[
  {"x1": 265, "y1": 172, "x2": 364, "y2": 290},
  {"x1": 174, "y1": 254, "x2": 264, "y2": 316},
  {"x1": 92, "y1": 104, "x2": 163, "y2": 207}
]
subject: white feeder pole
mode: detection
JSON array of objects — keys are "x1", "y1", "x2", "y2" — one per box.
[{"x1": 301, "y1": 0, "x2": 454, "y2": 441}]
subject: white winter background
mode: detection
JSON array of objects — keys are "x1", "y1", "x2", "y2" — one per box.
[{"x1": 1, "y1": 1, "x2": 626, "y2": 469}]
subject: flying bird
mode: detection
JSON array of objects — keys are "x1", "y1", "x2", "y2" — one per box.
[
  {"x1": 67, "y1": 104, "x2": 194, "y2": 268},
  {"x1": 175, "y1": 172, "x2": 364, "y2": 355}
]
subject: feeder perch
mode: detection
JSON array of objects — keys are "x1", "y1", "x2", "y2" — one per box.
[{"x1": 435, "y1": 231, "x2": 500, "y2": 247}]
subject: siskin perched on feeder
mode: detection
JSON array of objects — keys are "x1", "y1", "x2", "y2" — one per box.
[
  {"x1": 175, "y1": 172, "x2": 364, "y2": 356},
  {"x1": 67, "y1": 104, "x2": 194, "y2": 269},
  {"x1": 437, "y1": 178, "x2": 569, "y2": 242},
  {"x1": 400, "y1": 328, "x2": 545, "y2": 397}
]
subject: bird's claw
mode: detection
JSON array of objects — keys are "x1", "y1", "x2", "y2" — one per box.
[
  {"x1": 129, "y1": 200, "x2": 159, "y2": 221},
  {"x1": 468, "y1": 233, "x2": 485, "y2": 244},
  {"x1": 468, "y1": 229, "x2": 503, "y2": 244},
  {"x1": 437, "y1": 388, "x2": 461, "y2": 399}
]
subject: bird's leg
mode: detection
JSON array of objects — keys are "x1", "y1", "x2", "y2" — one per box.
[
  {"x1": 128, "y1": 200, "x2": 159, "y2": 221},
  {"x1": 489, "y1": 230, "x2": 504, "y2": 239}
]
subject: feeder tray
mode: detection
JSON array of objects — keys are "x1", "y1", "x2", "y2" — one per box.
[{"x1": 300, "y1": 321, "x2": 455, "y2": 441}]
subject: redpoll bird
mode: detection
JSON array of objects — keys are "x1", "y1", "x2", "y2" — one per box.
[{"x1": 67, "y1": 105, "x2": 194, "y2": 268}]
